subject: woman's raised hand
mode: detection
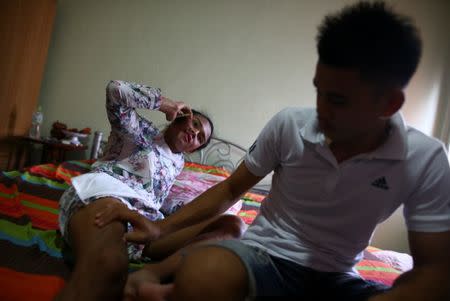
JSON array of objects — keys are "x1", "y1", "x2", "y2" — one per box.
[{"x1": 160, "y1": 96, "x2": 193, "y2": 121}]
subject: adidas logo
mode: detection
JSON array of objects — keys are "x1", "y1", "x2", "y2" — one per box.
[{"x1": 371, "y1": 177, "x2": 389, "y2": 190}]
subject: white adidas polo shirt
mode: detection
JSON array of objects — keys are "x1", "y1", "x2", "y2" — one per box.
[{"x1": 242, "y1": 107, "x2": 450, "y2": 273}]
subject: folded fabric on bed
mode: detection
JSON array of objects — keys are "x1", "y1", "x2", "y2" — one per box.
[
  {"x1": 356, "y1": 246, "x2": 406, "y2": 285},
  {"x1": 161, "y1": 162, "x2": 243, "y2": 216},
  {"x1": 363, "y1": 246, "x2": 413, "y2": 273}
]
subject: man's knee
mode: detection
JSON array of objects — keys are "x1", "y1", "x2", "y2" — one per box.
[
  {"x1": 206, "y1": 214, "x2": 246, "y2": 239},
  {"x1": 172, "y1": 246, "x2": 248, "y2": 301}
]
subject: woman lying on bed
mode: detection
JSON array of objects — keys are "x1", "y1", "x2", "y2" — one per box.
[{"x1": 56, "y1": 80, "x2": 244, "y2": 301}]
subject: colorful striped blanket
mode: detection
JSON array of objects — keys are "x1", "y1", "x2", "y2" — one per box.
[{"x1": 0, "y1": 161, "x2": 402, "y2": 301}]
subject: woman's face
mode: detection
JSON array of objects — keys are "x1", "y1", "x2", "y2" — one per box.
[{"x1": 165, "y1": 114, "x2": 212, "y2": 153}]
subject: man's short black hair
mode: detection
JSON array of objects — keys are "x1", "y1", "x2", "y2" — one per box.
[{"x1": 316, "y1": 1, "x2": 422, "y2": 88}]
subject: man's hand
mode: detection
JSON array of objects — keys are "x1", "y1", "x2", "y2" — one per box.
[
  {"x1": 94, "y1": 202, "x2": 161, "y2": 244},
  {"x1": 159, "y1": 96, "x2": 192, "y2": 122}
]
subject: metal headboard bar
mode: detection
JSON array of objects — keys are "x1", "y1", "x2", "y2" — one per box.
[
  {"x1": 184, "y1": 137, "x2": 247, "y2": 172},
  {"x1": 192, "y1": 137, "x2": 271, "y2": 192}
]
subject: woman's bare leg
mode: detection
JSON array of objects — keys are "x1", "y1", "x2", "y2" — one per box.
[
  {"x1": 144, "y1": 214, "x2": 245, "y2": 260},
  {"x1": 56, "y1": 198, "x2": 128, "y2": 301}
]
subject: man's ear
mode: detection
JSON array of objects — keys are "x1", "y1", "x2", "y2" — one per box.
[{"x1": 380, "y1": 89, "x2": 404, "y2": 118}]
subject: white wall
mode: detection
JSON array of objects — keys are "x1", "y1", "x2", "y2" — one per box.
[{"x1": 38, "y1": 0, "x2": 450, "y2": 252}]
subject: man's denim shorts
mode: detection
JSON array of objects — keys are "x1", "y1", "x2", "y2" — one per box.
[{"x1": 209, "y1": 239, "x2": 390, "y2": 300}]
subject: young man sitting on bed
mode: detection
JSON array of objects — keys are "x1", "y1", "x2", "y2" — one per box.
[
  {"x1": 94, "y1": 2, "x2": 450, "y2": 300},
  {"x1": 56, "y1": 80, "x2": 245, "y2": 301}
]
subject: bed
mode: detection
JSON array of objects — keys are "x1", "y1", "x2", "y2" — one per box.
[{"x1": 0, "y1": 137, "x2": 411, "y2": 300}]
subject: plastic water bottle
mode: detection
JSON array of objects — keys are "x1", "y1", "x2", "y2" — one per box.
[{"x1": 29, "y1": 106, "x2": 43, "y2": 139}]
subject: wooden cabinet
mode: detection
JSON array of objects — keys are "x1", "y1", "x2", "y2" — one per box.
[{"x1": 0, "y1": 0, "x2": 56, "y2": 170}]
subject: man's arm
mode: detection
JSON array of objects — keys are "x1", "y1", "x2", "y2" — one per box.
[
  {"x1": 155, "y1": 162, "x2": 264, "y2": 237},
  {"x1": 94, "y1": 162, "x2": 264, "y2": 243},
  {"x1": 370, "y1": 230, "x2": 450, "y2": 301}
]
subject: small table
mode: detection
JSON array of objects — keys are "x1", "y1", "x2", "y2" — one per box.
[{"x1": 7, "y1": 136, "x2": 88, "y2": 170}]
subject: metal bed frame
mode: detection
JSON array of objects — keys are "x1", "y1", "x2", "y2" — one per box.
[{"x1": 184, "y1": 137, "x2": 246, "y2": 172}]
